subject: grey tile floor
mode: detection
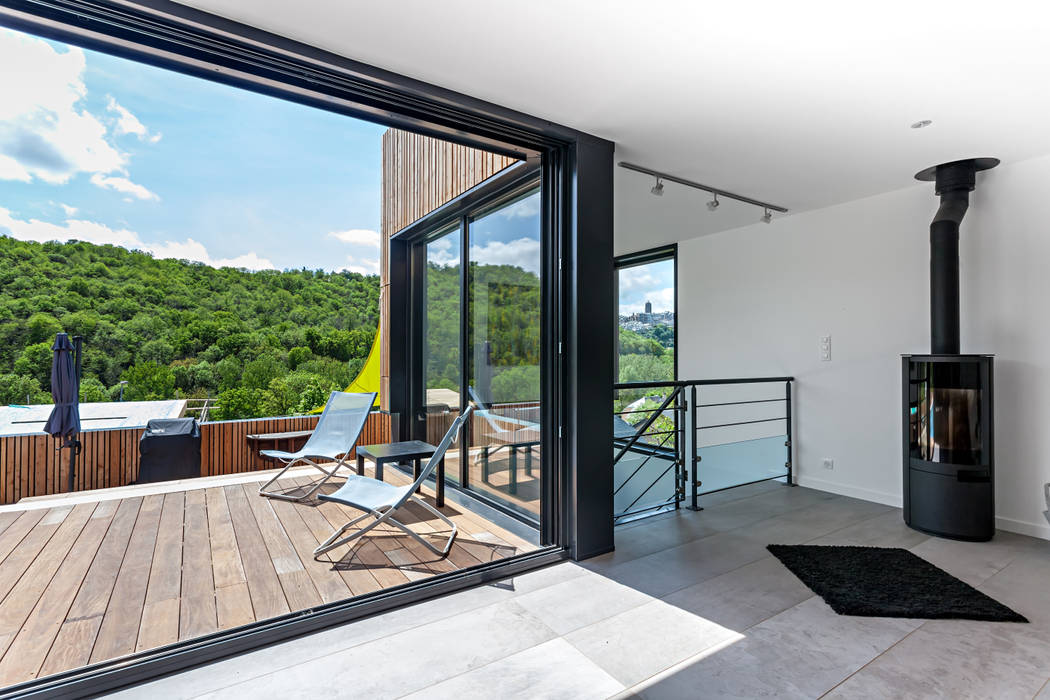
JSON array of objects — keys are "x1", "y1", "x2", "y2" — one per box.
[{"x1": 112, "y1": 483, "x2": 1050, "y2": 699}]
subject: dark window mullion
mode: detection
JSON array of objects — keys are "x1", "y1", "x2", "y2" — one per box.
[{"x1": 459, "y1": 214, "x2": 470, "y2": 487}]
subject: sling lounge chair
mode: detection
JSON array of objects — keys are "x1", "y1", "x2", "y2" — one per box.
[
  {"x1": 313, "y1": 405, "x2": 472, "y2": 559},
  {"x1": 258, "y1": 390, "x2": 376, "y2": 502}
]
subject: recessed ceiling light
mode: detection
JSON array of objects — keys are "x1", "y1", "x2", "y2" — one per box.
[{"x1": 911, "y1": 120, "x2": 933, "y2": 129}]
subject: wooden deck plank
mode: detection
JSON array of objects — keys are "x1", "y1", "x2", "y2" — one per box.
[
  {"x1": 179, "y1": 489, "x2": 217, "y2": 641},
  {"x1": 0, "y1": 512, "x2": 21, "y2": 539},
  {"x1": 223, "y1": 484, "x2": 289, "y2": 621},
  {"x1": 215, "y1": 582, "x2": 254, "y2": 630},
  {"x1": 266, "y1": 496, "x2": 352, "y2": 605},
  {"x1": 0, "y1": 509, "x2": 48, "y2": 569},
  {"x1": 204, "y1": 486, "x2": 246, "y2": 589},
  {"x1": 0, "y1": 501, "x2": 117, "y2": 684},
  {"x1": 39, "y1": 497, "x2": 142, "y2": 679},
  {"x1": 90, "y1": 493, "x2": 164, "y2": 663},
  {"x1": 0, "y1": 503, "x2": 96, "y2": 658},
  {"x1": 241, "y1": 484, "x2": 322, "y2": 613},
  {"x1": 137, "y1": 491, "x2": 186, "y2": 652}
]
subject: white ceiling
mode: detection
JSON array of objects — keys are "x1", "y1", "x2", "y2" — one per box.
[{"x1": 178, "y1": 0, "x2": 1050, "y2": 228}]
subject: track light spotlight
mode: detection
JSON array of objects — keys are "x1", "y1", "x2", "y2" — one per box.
[
  {"x1": 761, "y1": 208, "x2": 772, "y2": 224},
  {"x1": 651, "y1": 177, "x2": 664, "y2": 196},
  {"x1": 706, "y1": 193, "x2": 720, "y2": 211}
]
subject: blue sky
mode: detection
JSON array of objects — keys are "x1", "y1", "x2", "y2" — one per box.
[
  {"x1": 0, "y1": 27, "x2": 385, "y2": 273},
  {"x1": 619, "y1": 258, "x2": 674, "y2": 315}
]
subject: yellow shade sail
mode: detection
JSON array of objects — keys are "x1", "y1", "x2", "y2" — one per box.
[{"x1": 345, "y1": 330, "x2": 381, "y2": 407}]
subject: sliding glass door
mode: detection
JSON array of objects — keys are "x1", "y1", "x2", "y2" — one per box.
[
  {"x1": 466, "y1": 189, "x2": 542, "y2": 520},
  {"x1": 409, "y1": 181, "x2": 543, "y2": 525}
]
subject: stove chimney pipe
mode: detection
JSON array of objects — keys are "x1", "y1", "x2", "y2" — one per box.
[{"x1": 914, "y1": 158, "x2": 999, "y2": 354}]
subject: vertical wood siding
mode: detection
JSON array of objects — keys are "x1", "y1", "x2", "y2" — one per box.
[{"x1": 379, "y1": 129, "x2": 518, "y2": 409}]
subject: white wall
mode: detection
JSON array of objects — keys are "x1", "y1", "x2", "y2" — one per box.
[{"x1": 615, "y1": 153, "x2": 1050, "y2": 540}]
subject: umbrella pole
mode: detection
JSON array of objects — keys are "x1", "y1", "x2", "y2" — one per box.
[
  {"x1": 71, "y1": 336, "x2": 82, "y2": 494},
  {"x1": 67, "y1": 441, "x2": 76, "y2": 494}
]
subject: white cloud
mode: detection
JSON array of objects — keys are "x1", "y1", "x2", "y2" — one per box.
[
  {"x1": 106, "y1": 96, "x2": 161, "y2": 143},
  {"x1": 0, "y1": 207, "x2": 274, "y2": 271},
  {"x1": 0, "y1": 154, "x2": 31, "y2": 182},
  {"x1": 148, "y1": 238, "x2": 274, "y2": 270},
  {"x1": 89, "y1": 173, "x2": 159, "y2": 201},
  {"x1": 342, "y1": 255, "x2": 379, "y2": 275},
  {"x1": 426, "y1": 236, "x2": 459, "y2": 268},
  {"x1": 496, "y1": 194, "x2": 540, "y2": 220},
  {"x1": 470, "y1": 237, "x2": 540, "y2": 274},
  {"x1": 59, "y1": 203, "x2": 78, "y2": 216},
  {"x1": 329, "y1": 228, "x2": 379, "y2": 246},
  {"x1": 618, "y1": 262, "x2": 675, "y2": 314},
  {"x1": 0, "y1": 29, "x2": 125, "y2": 184}
]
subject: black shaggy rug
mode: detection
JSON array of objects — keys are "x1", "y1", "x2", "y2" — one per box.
[{"x1": 767, "y1": 544, "x2": 1027, "y2": 622}]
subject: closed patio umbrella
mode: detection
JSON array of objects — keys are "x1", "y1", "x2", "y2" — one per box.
[{"x1": 43, "y1": 333, "x2": 82, "y2": 493}]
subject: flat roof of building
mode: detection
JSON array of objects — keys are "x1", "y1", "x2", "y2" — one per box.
[{"x1": 0, "y1": 399, "x2": 187, "y2": 437}]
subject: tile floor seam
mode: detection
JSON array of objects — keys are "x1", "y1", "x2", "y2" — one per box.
[
  {"x1": 812, "y1": 532, "x2": 1032, "y2": 699},
  {"x1": 387, "y1": 638, "x2": 627, "y2": 700},
  {"x1": 639, "y1": 502, "x2": 897, "y2": 603},
  {"x1": 613, "y1": 631, "x2": 750, "y2": 697},
  {"x1": 188, "y1": 599, "x2": 562, "y2": 700},
  {"x1": 798, "y1": 508, "x2": 919, "y2": 546},
  {"x1": 815, "y1": 623, "x2": 928, "y2": 699},
  {"x1": 172, "y1": 581, "x2": 571, "y2": 699},
  {"x1": 614, "y1": 485, "x2": 794, "y2": 532},
  {"x1": 605, "y1": 494, "x2": 851, "y2": 572}
]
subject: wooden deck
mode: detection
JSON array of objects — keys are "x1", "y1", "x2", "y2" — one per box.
[{"x1": 0, "y1": 466, "x2": 536, "y2": 688}]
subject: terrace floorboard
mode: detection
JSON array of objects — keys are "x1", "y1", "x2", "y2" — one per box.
[{"x1": 0, "y1": 464, "x2": 535, "y2": 688}]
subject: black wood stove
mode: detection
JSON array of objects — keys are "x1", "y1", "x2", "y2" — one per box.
[{"x1": 903, "y1": 158, "x2": 997, "y2": 541}]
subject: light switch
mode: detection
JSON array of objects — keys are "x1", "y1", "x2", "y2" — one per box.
[{"x1": 820, "y1": 335, "x2": 831, "y2": 361}]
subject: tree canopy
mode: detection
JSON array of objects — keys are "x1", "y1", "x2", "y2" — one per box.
[{"x1": 0, "y1": 235, "x2": 379, "y2": 418}]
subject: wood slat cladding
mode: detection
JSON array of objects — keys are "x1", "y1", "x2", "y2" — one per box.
[
  {"x1": 0, "y1": 413, "x2": 394, "y2": 504},
  {"x1": 379, "y1": 129, "x2": 518, "y2": 409}
]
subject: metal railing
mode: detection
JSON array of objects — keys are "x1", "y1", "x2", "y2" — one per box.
[
  {"x1": 613, "y1": 384, "x2": 686, "y2": 522},
  {"x1": 613, "y1": 376, "x2": 794, "y2": 523}
]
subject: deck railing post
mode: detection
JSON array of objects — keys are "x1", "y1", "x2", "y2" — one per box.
[
  {"x1": 785, "y1": 380, "x2": 794, "y2": 486},
  {"x1": 689, "y1": 385, "x2": 701, "y2": 510}
]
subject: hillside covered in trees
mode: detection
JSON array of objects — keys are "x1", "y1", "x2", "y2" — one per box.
[{"x1": 0, "y1": 236, "x2": 379, "y2": 419}]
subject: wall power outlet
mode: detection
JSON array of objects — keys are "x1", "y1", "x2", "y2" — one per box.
[{"x1": 823, "y1": 458, "x2": 835, "y2": 470}]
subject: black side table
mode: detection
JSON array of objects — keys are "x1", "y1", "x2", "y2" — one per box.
[{"x1": 356, "y1": 440, "x2": 445, "y2": 507}]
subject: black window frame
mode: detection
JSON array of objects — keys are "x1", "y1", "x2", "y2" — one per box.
[
  {"x1": 394, "y1": 164, "x2": 545, "y2": 531},
  {"x1": 0, "y1": 1, "x2": 614, "y2": 698},
  {"x1": 614, "y1": 244, "x2": 679, "y2": 382}
]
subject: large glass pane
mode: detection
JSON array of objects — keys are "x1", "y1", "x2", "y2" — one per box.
[
  {"x1": 422, "y1": 226, "x2": 462, "y2": 483},
  {"x1": 466, "y1": 189, "x2": 541, "y2": 518},
  {"x1": 616, "y1": 258, "x2": 675, "y2": 384}
]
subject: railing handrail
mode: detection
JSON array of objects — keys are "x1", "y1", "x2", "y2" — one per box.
[{"x1": 614, "y1": 376, "x2": 794, "y2": 391}]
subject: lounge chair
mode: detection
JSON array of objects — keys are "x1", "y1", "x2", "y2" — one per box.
[
  {"x1": 257, "y1": 390, "x2": 376, "y2": 502},
  {"x1": 469, "y1": 386, "x2": 540, "y2": 494},
  {"x1": 313, "y1": 405, "x2": 472, "y2": 559}
]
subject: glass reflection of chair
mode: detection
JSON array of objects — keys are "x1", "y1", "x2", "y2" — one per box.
[{"x1": 468, "y1": 386, "x2": 539, "y2": 495}]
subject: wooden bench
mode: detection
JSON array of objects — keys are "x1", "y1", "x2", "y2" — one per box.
[{"x1": 246, "y1": 429, "x2": 313, "y2": 461}]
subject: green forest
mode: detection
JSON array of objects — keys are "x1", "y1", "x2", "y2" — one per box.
[{"x1": 0, "y1": 236, "x2": 378, "y2": 420}]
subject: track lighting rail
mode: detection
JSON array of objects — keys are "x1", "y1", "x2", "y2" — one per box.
[{"x1": 618, "y1": 161, "x2": 789, "y2": 214}]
